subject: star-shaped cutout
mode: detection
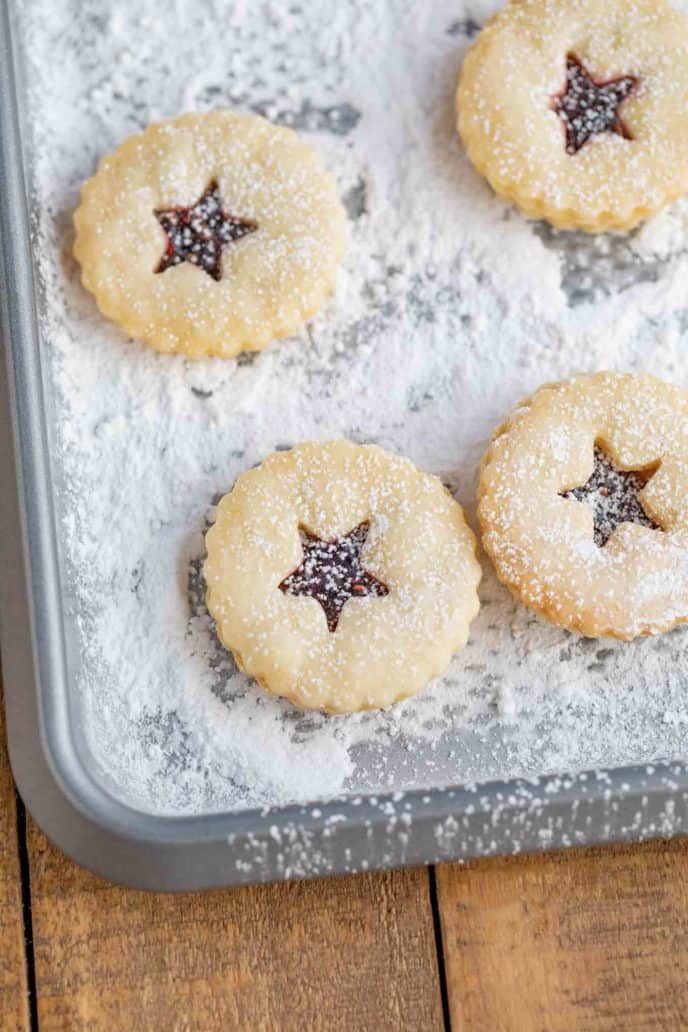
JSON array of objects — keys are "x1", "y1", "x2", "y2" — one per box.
[
  {"x1": 154, "y1": 180, "x2": 257, "y2": 282},
  {"x1": 559, "y1": 444, "x2": 661, "y2": 547},
  {"x1": 279, "y1": 521, "x2": 389, "y2": 632},
  {"x1": 552, "y1": 54, "x2": 639, "y2": 155}
]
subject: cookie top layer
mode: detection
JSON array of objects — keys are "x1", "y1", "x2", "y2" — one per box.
[
  {"x1": 74, "y1": 110, "x2": 345, "y2": 357},
  {"x1": 457, "y1": 0, "x2": 688, "y2": 231},
  {"x1": 478, "y1": 372, "x2": 688, "y2": 639},
  {"x1": 205, "y1": 440, "x2": 482, "y2": 713}
]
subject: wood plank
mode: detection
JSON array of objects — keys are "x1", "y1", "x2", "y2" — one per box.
[
  {"x1": 0, "y1": 679, "x2": 30, "y2": 1032},
  {"x1": 27, "y1": 820, "x2": 443, "y2": 1032},
  {"x1": 437, "y1": 841, "x2": 688, "y2": 1032}
]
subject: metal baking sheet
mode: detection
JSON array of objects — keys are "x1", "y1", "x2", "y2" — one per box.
[{"x1": 1, "y1": 0, "x2": 688, "y2": 890}]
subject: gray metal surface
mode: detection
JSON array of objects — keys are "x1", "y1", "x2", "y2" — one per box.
[{"x1": 1, "y1": 0, "x2": 687, "y2": 891}]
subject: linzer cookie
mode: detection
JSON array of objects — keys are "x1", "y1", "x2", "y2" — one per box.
[
  {"x1": 478, "y1": 372, "x2": 688, "y2": 640},
  {"x1": 457, "y1": 0, "x2": 688, "y2": 231},
  {"x1": 73, "y1": 111, "x2": 345, "y2": 357},
  {"x1": 205, "y1": 440, "x2": 481, "y2": 713}
]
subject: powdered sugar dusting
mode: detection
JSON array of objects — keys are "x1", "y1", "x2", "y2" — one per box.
[{"x1": 11, "y1": 0, "x2": 688, "y2": 816}]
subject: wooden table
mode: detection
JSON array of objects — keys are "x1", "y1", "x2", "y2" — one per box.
[{"x1": 2, "y1": 680, "x2": 688, "y2": 1032}]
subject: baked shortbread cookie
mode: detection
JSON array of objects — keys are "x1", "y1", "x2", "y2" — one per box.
[
  {"x1": 478, "y1": 372, "x2": 688, "y2": 639},
  {"x1": 457, "y1": 0, "x2": 688, "y2": 231},
  {"x1": 74, "y1": 111, "x2": 345, "y2": 357},
  {"x1": 205, "y1": 440, "x2": 481, "y2": 713}
]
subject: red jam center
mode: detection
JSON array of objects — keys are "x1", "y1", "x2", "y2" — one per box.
[
  {"x1": 552, "y1": 55, "x2": 638, "y2": 155},
  {"x1": 279, "y1": 521, "x2": 389, "y2": 632},
  {"x1": 154, "y1": 181, "x2": 257, "y2": 281},
  {"x1": 560, "y1": 444, "x2": 660, "y2": 547}
]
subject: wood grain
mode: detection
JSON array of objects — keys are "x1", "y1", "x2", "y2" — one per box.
[
  {"x1": 0, "y1": 680, "x2": 29, "y2": 1032},
  {"x1": 27, "y1": 820, "x2": 443, "y2": 1032},
  {"x1": 437, "y1": 841, "x2": 688, "y2": 1032}
]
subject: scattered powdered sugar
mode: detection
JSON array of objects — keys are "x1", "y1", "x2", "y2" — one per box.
[{"x1": 11, "y1": 0, "x2": 688, "y2": 816}]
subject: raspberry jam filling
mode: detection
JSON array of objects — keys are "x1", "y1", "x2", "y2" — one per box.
[
  {"x1": 552, "y1": 55, "x2": 639, "y2": 155},
  {"x1": 154, "y1": 181, "x2": 257, "y2": 281},
  {"x1": 560, "y1": 444, "x2": 660, "y2": 547},
  {"x1": 279, "y1": 521, "x2": 389, "y2": 632}
]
